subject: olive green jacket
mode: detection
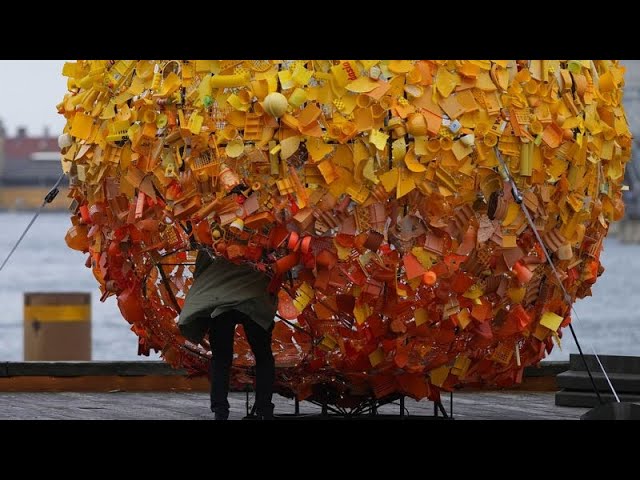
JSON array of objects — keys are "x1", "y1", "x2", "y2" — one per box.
[{"x1": 178, "y1": 251, "x2": 277, "y2": 344}]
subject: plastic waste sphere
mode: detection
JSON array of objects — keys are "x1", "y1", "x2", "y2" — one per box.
[{"x1": 58, "y1": 60, "x2": 631, "y2": 404}]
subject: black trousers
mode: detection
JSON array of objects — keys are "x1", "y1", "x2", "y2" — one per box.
[{"x1": 209, "y1": 309, "x2": 275, "y2": 415}]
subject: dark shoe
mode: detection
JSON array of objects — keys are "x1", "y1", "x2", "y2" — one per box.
[
  {"x1": 213, "y1": 409, "x2": 229, "y2": 421},
  {"x1": 256, "y1": 403, "x2": 275, "y2": 420}
]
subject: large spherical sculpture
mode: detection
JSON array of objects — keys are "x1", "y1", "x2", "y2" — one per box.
[{"x1": 58, "y1": 60, "x2": 631, "y2": 404}]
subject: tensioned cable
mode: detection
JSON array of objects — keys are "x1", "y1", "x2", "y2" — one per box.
[
  {"x1": 494, "y1": 147, "x2": 615, "y2": 404},
  {"x1": 0, "y1": 172, "x2": 65, "y2": 274}
]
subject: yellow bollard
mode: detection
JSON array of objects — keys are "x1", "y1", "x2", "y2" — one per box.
[{"x1": 24, "y1": 292, "x2": 91, "y2": 360}]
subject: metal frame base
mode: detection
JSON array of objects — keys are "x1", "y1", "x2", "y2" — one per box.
[{"x1": 243, "y1": 390, "x2": 454, "y2": 420}]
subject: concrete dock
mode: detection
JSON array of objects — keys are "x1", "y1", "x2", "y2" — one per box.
[
  {"x1": 0, "y1": 390, "x2": 588, "y2": 420},
  {"x1": 0, "y1": 360, "x2": 591, "y2": 420}
]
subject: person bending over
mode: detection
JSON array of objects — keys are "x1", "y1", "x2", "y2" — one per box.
[{"x1": 179, "y1": 251, "x2": 277, "y2": 420}]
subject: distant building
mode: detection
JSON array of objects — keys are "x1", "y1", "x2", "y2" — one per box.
[{"x1": 0, "y1": 124, "x2": 64, "y2": 187}]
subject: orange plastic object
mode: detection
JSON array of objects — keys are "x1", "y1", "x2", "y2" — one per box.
[
  {"x1": 117, "y1": 286, "x2": 146, "y2": 325},
  {"x1": 299, "y1": 236, "x2": 312, "y2": 254},
  {"x1": 274, "y1": 253, "x2": 299, "y2": 275},
  {"x1": 287, "y1": 231, "x2": 300, "y2": 251},
  {"x1": 277, "y1": 290, "x2": 300, "y2": 320},
  {"x1": 423, "y1": 270, "x2": 437, "y2": 286},
  {"x1": 64, "y1": 225, "x2": 90, "y2": 252},
  {"x1": 513, "y1": 261, "x2": 534, "y2": 284}
]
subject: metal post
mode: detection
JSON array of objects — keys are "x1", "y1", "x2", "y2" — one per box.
[
  {"x1": 437, "y1": 400, "x2": 448, "y2": 419},
  {"x1": 321, "y1": 389, "x2": 328, "y2": 416}
]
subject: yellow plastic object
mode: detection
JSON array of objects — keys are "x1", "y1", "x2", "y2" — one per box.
[
  {"x1": 414, "y1": 308, "x2": 428, "y2": 326},
  {"x1": 288, "y1": 88, "x2": 308, "y2": 108},
  {"x1": 463, "y1": 284, "x2": 484, "y2": 300},
  {"x1": 369, "y1": 130, "x2": 389, "y2": 150},
  {"x1": 368, "y1": 348, "x2": 385, "y2": 367},
  {"x1": 540, "y1": 312, "x2": 564, "y2": 332},
  {"x1": 501, "y1": 202, "x2": 521, "y2": 227},
  {"x1": 70, "y1": 114, "x2": 93, "y2": 140},
  {"x1": 209, "y1": 72, "x2": 250, "y2": 88},
  {"x1": 457, "y1": 308, "x2": 471, "y2": 330},
  {"x1": 435, "y1": 69, "x2": 459, "y2": 97},
  {"x1": 263, "y1": 92, "x2": 288, "y2": 118},
  {"x1": 396, "y1": 168, "x2": 416, "y2": 198},
  {"x1": 429, "y1": 365, "x2": 450, "y2": 387},
  {"x1": 451, "y1": 355, "x2": 471, "y2": 379},
  {"x1": 404, "y1": 147, "x2": 426, "y2": 172},
  {"x1": 354, "y1": 302, "x2": 372, "y2": 325},
  {"x1": 293, "y1": 282, "x2": 314, "y2": 313},
  {"x1": 507, "y1": 287, "x2": 526, "y2": 303}
]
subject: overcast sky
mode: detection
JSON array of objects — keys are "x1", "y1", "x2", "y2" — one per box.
[{"x1": 0, "y1": 60, "x2": 67, "y2": 137}]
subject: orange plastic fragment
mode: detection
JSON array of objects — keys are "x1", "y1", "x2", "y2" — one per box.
[
  {"x1": 471, "y1": 302, "x2": 492, "y2": 322},
  {"x1": 422, "y1": 270, "x2": 437, "y2": 286}
]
